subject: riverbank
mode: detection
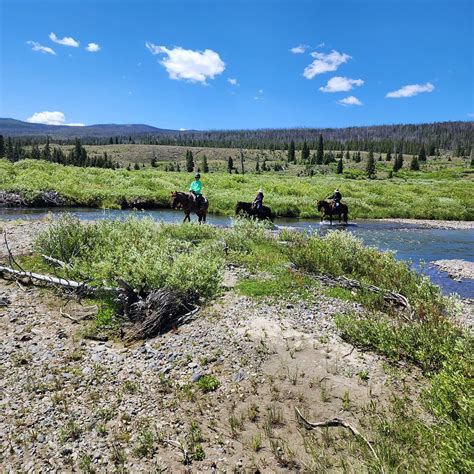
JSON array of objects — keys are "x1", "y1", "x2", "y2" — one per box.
[
  {"x1": 1, "y1": 217, "x2": 473, "y2": 471},
  {"x1": 383, "y1": 218, "x2": 474, "y2": 230},
  {"x1": 432, "y1": 259, "x2": 474, "y2": 280},
  {"x1": 1, "y1": 159, "x2": 473, "y2": 220}
]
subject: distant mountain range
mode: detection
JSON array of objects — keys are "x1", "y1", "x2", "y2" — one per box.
[{"x1": 0, "y1": 118, "x2": 176, "y2": 138}]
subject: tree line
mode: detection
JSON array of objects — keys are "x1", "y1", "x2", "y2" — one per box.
[{"x1": 0, "y1": 136, "x2": 117, "y2": 169}]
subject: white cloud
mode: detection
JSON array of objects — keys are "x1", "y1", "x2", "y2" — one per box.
[
  {"x1": 179, "y1": 127, "x2": 186, "y2": 131},
  {"x1": 86, "y1": 42, "x2": 100, "y2": 52},
  {"x1": 320, "y1": 76, "x2": 364, "y2": 93},
  {"x1": 145, "y1": 42, "x2": 225, "y2": 83},
  {"x1": 386, "y1": 82, "x2": 434, "y2": 98},
  {"x1": 27, "y1": 41, "x2": 56, "y2": 55},
  {"x1": 290, "y1": 44, "x2": 308, "y2": 54},
  {"x1": 228, "y1": 78, "x2": 239, "y2": 86},
  {"x1": 303, "y1": 50, "x2": 351, "y2": 79},
  {"x1": 49, "y1": 32, "x2": 79, "y2": 47},
  {"x1": 338, "y1": 96, "x2": 363, "y2": 106},
  {"x1": 467, "y1": 113, "x2": 474, "y2": 118},
  {"x1": 26, "y1": 111, "x2": 84, "y2": 126},
  {"x1": 258, "y1": 89, "x2": 263, "y2": 94}
]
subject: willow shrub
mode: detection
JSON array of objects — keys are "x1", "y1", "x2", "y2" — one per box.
[
  {"x1": 287, "y1": 230, "x2": 445, "y2": 319},
  {"x1": 35, "y1": 216, "x2": 224, "y2": 299}
]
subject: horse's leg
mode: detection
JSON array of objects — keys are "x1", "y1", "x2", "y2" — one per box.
[{"x1": 183, "y1": 213, "x2": 190, "y2": 223}]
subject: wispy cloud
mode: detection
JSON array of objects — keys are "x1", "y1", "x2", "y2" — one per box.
[
  {"x1": 468, "y1": 113, "x2": 474, "y2": 118},
  {"x1": 49, "y1": 32, "x2": 79, "y2": 47},
  {"x1": 27, "y1": 41, "x2": 56, "y2": 55},
  {"x1": 338, "y1": 96, "x2": 363, "y2": 106},
  {"x1": 290, "y1": 44, "x2": 309, "y2": 54},
  {"x1": 26, "y1": 111, "x2": 84, "y2": 126},
  {"x1": 86, "y1": 43, "x2": 100, "y2": 52},
  {"x1": 386, "y1": 82, "x2": 434, "y2": 98},
  {"x1": 145, "y1": 42, "x2": 225, "y2": 83},
  {"x1": 228, "y1": 78, "x2": 239, "y2": 86},
  {"x1": 320, "y1": 76, "x2": 364, "y2": 93},
  {"x1": 304, "y1": 50, "x2": 351, "y2": 79}
]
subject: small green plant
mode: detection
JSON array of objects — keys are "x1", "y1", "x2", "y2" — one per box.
[
  {"x1": 59, "y1": 419, "x2": 82, "y2": 443},
  {"x1": 78, "y1": 454, "x2": 94, "y2": 473},
  {"x1": 342, "y1": 390, "x2": 350, "y2": 411},
  {"x1": 197, "y1": 375, "x2": 219, "y2": 393},
  {"x1": 247, "y1": 403, "x2": 259, "y2": 422},
  {"x1": 249, "y1": 433, "x2": 263, "y2": 452},
  {"x1": 358, "y1": 370, "x2": 370, "y2": 382},
  {"x1": 134, "y1": 428, "x2": 156, "y2": 458}
]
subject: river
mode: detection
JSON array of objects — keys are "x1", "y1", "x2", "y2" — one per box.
[{"x1": 1, "y1": 207, "x2": 473, "y2": 298}]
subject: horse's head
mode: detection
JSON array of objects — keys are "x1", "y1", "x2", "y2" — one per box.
[
  {"x1": 316, "y1": 200, "x2": 326, "y2": 212},
  {"x1": 170, "y1": 191, "x2": 181, "y2": 209}
]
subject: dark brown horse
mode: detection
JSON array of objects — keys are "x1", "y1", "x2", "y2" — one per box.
[
  {"x1": 235, "y1": 201, "x2": 273, "y2": 221},
  {"x1": 170, "y1": 191, "x2": 208, "y2": 224},
  {"x1": 316, "y1": 200, "x2": 348, "y2": 224}
]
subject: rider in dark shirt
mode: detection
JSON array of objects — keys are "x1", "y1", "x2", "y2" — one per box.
[
  {"x1": 252, "y1": 190, "x2": 264, "y2": 214},
  {"x1": 329, "y1": 189, "x2": 342, "y2": 207}
]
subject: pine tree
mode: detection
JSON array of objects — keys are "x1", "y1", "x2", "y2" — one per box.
[
  {"x1": 0, "y1": 135, "x2": 5, "y2": 158},
  {"x1": 336, "y1": 158, "x2": 343, "y2": 174},
  {"x1": 345, "y1": 150, "x2": 350, "y2": 160},
  {"x1": 262, "y1": 159, "x2": 267, "y2": 171},
  {"x1": 255, "y1": 159, "x2": 260, "y2": 173},
  {"x1": 240, "y1": 150, "x2": 245, "y2": 175},
  {"x1": 134, "y1": 162, "x2": 140, "y2": 170},
  {"x1": 410, "y1": 156, "x2": 420, "y2": 170},
  {"x1": 42, "y1": 137, "x2": 51, "y2": 161},
  {"x1": 227, "y1": 156, "x2": 233, "y2": 174},
  {"x1": 418, "y1": 145, "x2": 426, "y2": 162},
  {"x1": 301, "y1": 140, "x2": 310, "y2": 162},
  {"x1": 201, "y1": 154, "x2": 209, "y2": 173},
  {"x1": 287, "y1": 140, "x2": 295, "y2": 163},
  {"x1": 366, "y1": 152, "x2": 376, "y2": 178},
  {"x1": 316, "y1": 134, "x2": 324, "y2": 164},
  {"x1": 186, "y1": 150, "x2": 194, "y2": 172},
  {"x1": 386, "y1": 150, "x2": 392, "y2": 161},
  {"x1": 127, "y1": 164, "x2": 131, "y2": 171},
  {"x1": 151, "y1": 155, "x2": 158, "y2": 167},
  {"x1": 31, "y1": 144, "x2": 41, "y2": 160},
  {"x1": 393, "y1": 152, "x2": 404, "y2": 172}
]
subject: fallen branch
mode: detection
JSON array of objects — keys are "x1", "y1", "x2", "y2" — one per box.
[
  {"x1": 295, "y1": 407, "x2": 381, "y2": 467},
  {"x1": 42, "y1": 255, "x2": 70, "y2": 269},
  {"x1": 0, "y1": 264, "x2": 120, "y2": 296},
  {"x1": 164, "y1": 439, "x2": 190, "y2": 465},
  {"x1": 310, "y1": 272, "x2": 413, "y2": 321}
]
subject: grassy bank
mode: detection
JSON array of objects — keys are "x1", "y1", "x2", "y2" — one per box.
[{"x1": 1, "y1": 159, "x2": 473, "y2": 219}]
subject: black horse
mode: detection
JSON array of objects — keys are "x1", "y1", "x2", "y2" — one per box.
[
  {"x1": 316, "y1": 200, "x2": 349, "y2": 224},
  {"x1": 235, "y1": 201, "x2": 273, "y2": 221}
]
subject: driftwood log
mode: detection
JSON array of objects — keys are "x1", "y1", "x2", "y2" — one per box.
[
  {"x1": 0, "y1": 191, "x2": 26, "y2": 208},
  {"x1": 0, "y1": 263, "x2": 199, "y2": 339},
  {"x1": 309, "y1": 272, "x2": 414, "y2": 321}
]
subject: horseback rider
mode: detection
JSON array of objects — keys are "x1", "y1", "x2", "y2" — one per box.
[
  {"x1": 251, "y1": 189, "x2": 264, "y2": 215},
  {"x1": 328, "y1": 188, "x2": 342, "y2": 208},
  {"x1": 189, "y1": 173, "x2": 204, "y2": 207}
]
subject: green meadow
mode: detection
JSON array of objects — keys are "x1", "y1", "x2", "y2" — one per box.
[{"x1": 1, "y1": 159, "x2": 473, "y2": 220}]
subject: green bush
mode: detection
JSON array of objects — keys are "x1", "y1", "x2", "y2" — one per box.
[
  {"x1": 35, "y1": 216, "x2": 224, "y2": 299},
  {"x1": 288, "y1": 230, "x2": 445, "y2": 319}
]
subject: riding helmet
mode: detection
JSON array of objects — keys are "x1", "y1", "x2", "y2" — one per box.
[{"x1": 195, "y1": 173, "x2": 201, "y2": 178}]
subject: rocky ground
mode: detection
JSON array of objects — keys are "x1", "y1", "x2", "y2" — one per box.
[
  {"x1": 383, "y1": 218, "x2": 474, "y2": 230},
  {"x1": 431, "y1": 259, "x2": 474, "y2": 281},
  {"x1": 0, "y1": 219, "x2": 444, "y2": 472}
]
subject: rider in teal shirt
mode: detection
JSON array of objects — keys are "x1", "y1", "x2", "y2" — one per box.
[{"x1": 189, "y1": 173, "x2": 204, "y2": 206}]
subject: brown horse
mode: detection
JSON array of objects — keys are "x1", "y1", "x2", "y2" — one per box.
[
  {"x1": 316, "y1": 200, "x2": 348, "y2": 224},
  {"x1": 170, "y1": 191, "x2": 208, "y2": 224},
  {"x1": 235, "y1": 201, "x2": 273, "y2": 221}
]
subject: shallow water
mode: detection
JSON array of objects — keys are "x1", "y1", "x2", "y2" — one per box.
[{"x1": 1, "y1": 207, "x2": 473, "y2": 298}]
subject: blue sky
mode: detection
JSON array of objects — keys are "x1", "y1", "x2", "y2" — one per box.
[{"x1": 0, "y1": 0, "x2": 473, "y2": 130}]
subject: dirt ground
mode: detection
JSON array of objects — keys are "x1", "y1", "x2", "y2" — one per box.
[{"x1": 0, "y1": 219, "x2": 428, "y2": 472}]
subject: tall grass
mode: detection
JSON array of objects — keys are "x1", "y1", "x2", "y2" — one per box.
[{"x1": 1, "y1": 159, "x2": 472, "y2": 219}]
